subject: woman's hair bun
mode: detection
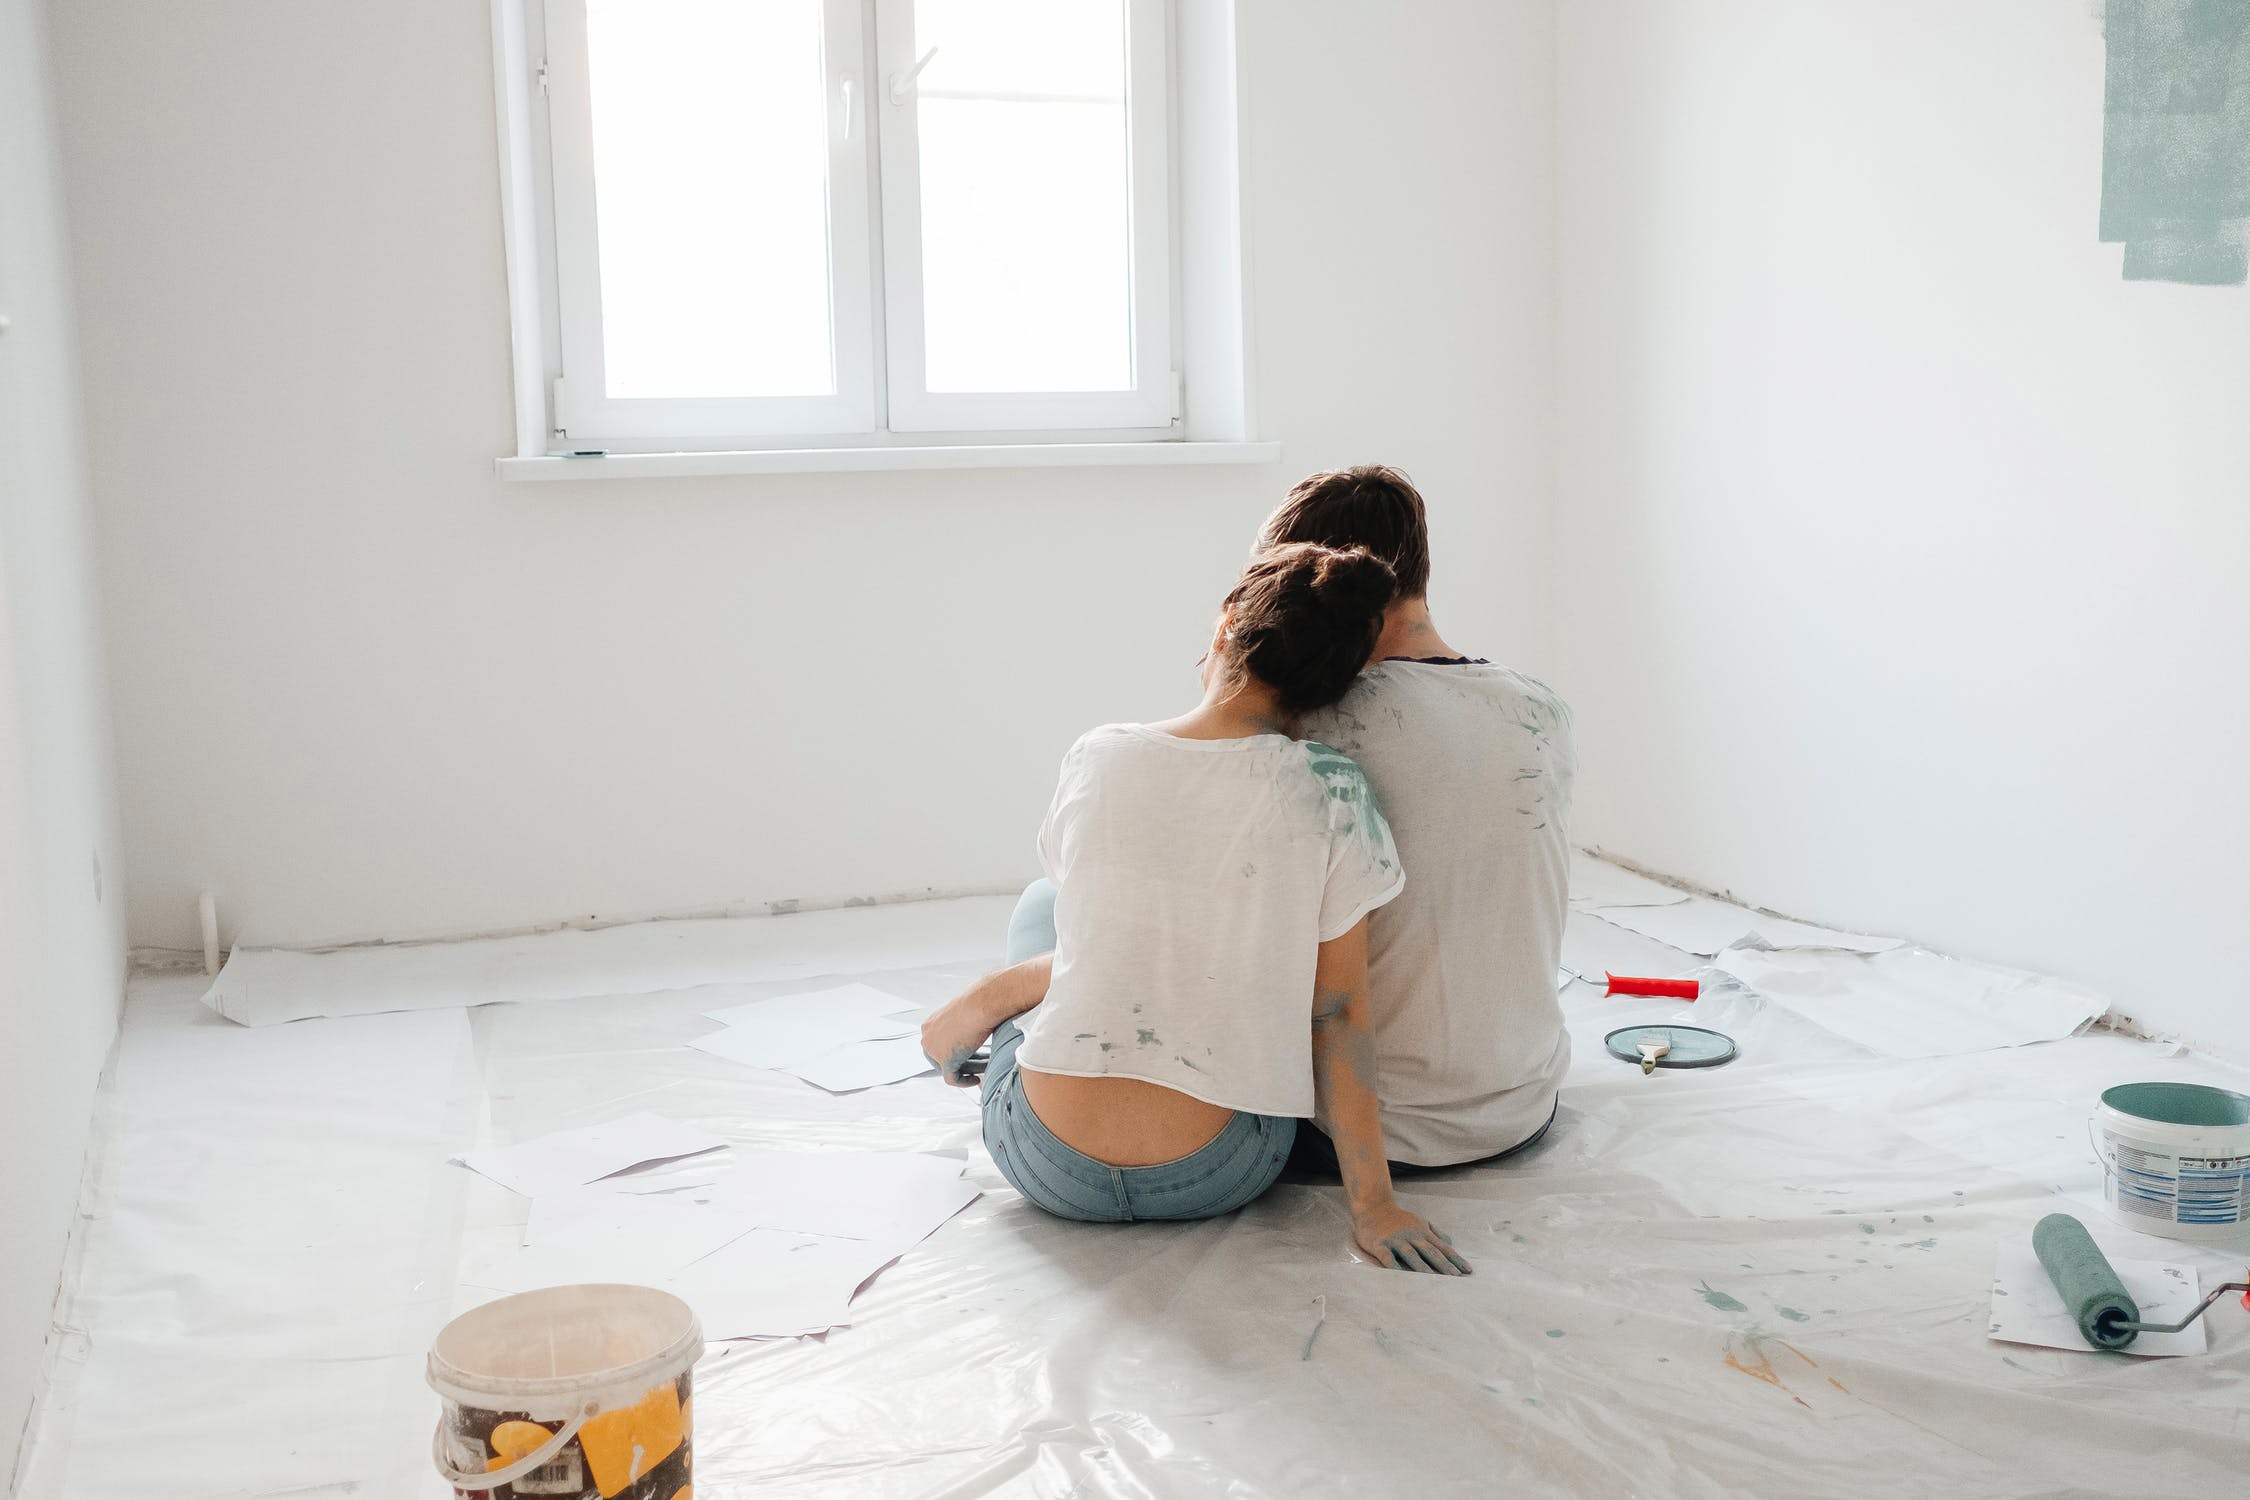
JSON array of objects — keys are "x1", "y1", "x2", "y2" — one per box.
[
  {"x1": 1307, "y1": 545, "x2": 1397, "y2": 618},
  {"x1": 1219, "y1": 541, "x2": 1397, "y2": 716}
]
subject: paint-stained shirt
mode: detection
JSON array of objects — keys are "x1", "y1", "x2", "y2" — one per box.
[
  {"x1": 1017, "y1": 724, "x2": 1404, "y2": 1118},
  {"x1": 1296, "y1": 661, "x2": 1575, "y2": 1165}
]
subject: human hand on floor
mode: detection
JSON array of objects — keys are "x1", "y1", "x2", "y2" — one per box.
[
  {"x1": 919, "y1": 998, "x2": 995, "y2": 1087},
  {"x1": 1352, "y1": 1205, "x2": 1472, "y2": 1275}
]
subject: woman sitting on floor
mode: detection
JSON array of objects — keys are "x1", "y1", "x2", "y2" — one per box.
[{"x1": 919, "y1": 543, "x2": 1469, "y2": 1274}]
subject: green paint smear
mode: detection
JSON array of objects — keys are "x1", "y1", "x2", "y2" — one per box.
[
  {"x1": 1301, "y1": 741, "x2": 1396, "y2": 856},
  {"x1": 1136, "y1": 1028, "x2": 1159, "y2": 1046},
  {"x1": 1696, "y1": 1282, "x2": 1748, "y2": 1314},
  {"x1": 2100, "y1": 0, "x2": 2250, "y2": 285},
  {"x1": 1776, "y1": 1306, "x2": 1811, "y2": 1323},
  {"x1": 1545, "y1": 1329, "x2": 1566, "y2": 1339}
]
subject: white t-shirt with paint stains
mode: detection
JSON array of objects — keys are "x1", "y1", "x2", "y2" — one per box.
[
  {"x1": 1017, "y1": 723, "x2": 1405, "y2": 1119},
  {"x1": 1297, "y1": 661, "x2": 1575, "y2": 1165}
]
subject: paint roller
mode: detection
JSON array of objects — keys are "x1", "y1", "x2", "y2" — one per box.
[{"x1": 2033, "y1": 1213, "x2": 2249, "y2": 1350}]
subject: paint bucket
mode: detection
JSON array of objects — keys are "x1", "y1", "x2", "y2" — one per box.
[
  {"x1": 2090, "y1": 1082, "x2": 2250, "y2": 1244},
  {"x1": 427, "y1": 1283, "x2": 700, "y2": 1498}
]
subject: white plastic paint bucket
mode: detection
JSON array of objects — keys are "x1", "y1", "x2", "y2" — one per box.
[
  {"x1": 427, "y1": 1283, "x2": 700, "y2": 1499},
  {"x1": 2090, "y1": 1082, "x2": 2250, "y2": 1244}
]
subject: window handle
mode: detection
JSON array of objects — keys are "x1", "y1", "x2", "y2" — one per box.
[{"x1": 886, "y1": 45, "x2": 938, "y2": 106}]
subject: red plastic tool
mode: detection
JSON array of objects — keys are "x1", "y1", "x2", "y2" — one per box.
[{"x1": 1605, "y1": 974, "x2": 1699, "y2": 1000}]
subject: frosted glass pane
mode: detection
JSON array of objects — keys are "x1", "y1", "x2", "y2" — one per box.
[
  {"x1": 586, "y1": 0, "x2": 835, "y2": 399},
  {"x1": 912, "y1": 0, "x2": 1131, "y2": 394}
]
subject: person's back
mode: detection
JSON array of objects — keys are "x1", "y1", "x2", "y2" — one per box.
[
  {"x1": 1259, "y1": 464, "x2": 1574, "y2": 1167},
  {"x1": 1297, "y1": 659, "x2": 1573, "y2": 1164}
]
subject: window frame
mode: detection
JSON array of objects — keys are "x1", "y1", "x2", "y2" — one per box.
[
  {"x1": 541, "y1": 0, "x2": 879, "y2": 444},
  {"x1": 526, "y1": 0, "x2": 1179, "y2": 453},
  {"x1": 870, "y1": 0, "x2": 1176, "y2": 434}
]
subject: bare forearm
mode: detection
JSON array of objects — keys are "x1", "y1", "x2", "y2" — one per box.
[
  {"x1": 1308, "y1": 920, "x2": 1470, "y2": 1274},
  {"x1": 1312, "y1": 992, "x2": 1398, "y2": 1216},
  {"x1": 921, "y1": 952, "x2": 1053, "y2": 1084},
  {"x1": 964, "y1": 952, "x2": 1053, "y2": 1029}
]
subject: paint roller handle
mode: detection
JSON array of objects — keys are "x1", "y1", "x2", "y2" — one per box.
[
  {"x1": 1606, "y1": 973, "x2": 1700, "y2": 1000},
  {"x1": 431, "y1": 1399, "x2": 597, "y2": 1491},
  {"x1": 2109, "y1": 1281, "x2": 2250, "y2": 1335}
]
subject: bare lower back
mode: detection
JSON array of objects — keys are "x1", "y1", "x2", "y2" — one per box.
[{"x1": 1021, "y1": 1069, "x2": 1235, "y2": 1167}]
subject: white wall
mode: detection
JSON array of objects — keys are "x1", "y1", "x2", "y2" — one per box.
[
  {"x1": 49, "y1": 0, "x2": 1557, "y2": 954},
  {"x1": 0, "y1": 0, "x2": 128, "y2": 1473},
  {"x1": 1556, "y1": 0, "x2": 2250, "y2": 1049}
]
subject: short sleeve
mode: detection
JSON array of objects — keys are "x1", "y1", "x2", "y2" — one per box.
[
  {"x1": 1303, "y1": 743, "x2": 1405, "y2": 940},
  {"x1": 1035, "y1": 737, "x2": 1084, "y2": 882}
]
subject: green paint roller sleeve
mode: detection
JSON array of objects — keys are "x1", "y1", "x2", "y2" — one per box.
[{"x1": 2033, "y1": 1213, "x2": 2141, "y2": 1350}]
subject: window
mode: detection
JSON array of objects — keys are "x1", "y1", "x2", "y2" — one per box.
[{"x1": 529, "y1": 0, "x2": 1177, "y2": 453}]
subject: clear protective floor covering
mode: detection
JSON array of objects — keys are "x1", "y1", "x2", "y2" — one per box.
[{"x1": 20, "y1": 889, "x2": 2250, "y2": 1498}]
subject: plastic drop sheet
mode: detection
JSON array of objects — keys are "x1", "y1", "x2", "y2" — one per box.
[{"x1": 22, "y1": 896, "x2": 2250, "y2": 1498}]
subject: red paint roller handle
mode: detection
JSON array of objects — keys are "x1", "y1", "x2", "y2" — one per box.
[{"x1": 1605, "y1": 974, "x2": 1699, "y2": 1000}]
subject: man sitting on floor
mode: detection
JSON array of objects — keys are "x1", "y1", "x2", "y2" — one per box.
[{"x1": 1259, "y1": 465, "x2": 1576, "y2": 1173}]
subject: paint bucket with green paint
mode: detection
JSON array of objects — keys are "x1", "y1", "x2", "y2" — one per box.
[{"x1": 2091, "y1": 1082, "x2": 2250, "y2": 1244}]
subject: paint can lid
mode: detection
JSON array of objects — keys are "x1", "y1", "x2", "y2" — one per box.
[{"x1": 1604, "y1": 1025, "x2": 1737, "y2": 1069}]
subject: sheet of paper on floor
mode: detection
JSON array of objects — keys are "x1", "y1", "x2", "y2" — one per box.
[
  {"x1": 489, "y1": 1152, "x2": 977, "y2": 1339},
  {"x1": 1587, "y1": 895, "x2": 1903, "y2": 957},
  {"x1": 701, "y1": 980, "x2": 924, "y2": 1034},
  {"x1": 524, "y1": 1178, "x2": 750, "y2": 1251},
  {"x1": 790, "y1": 1034, "x2": 936, "y2": 1092},
  {"x1": 1987, "y1": 1241, "x2": 2206, "y2": 1357},
  {"x1": 702, "y1": 1149, "x2": 978, "y2": 1241},
  {"x1": 690, "y1": 981, "x2": 936, "y2": 1089},
  {"x1": 453, "y1": 1112, "x2": 726, "y2": 1197},
  {"x1": 1713, "y1": 946, "x2": 2109, "y2": 1058},
  {"x1": 688, "y1": 993, "x2": 915, "y2": 1070},
  {"x1": 465, "y1": 1221, "x2": 914, "y2": 1341},
  {"x1": 671, "y1": 1228, "x2": 921, "y2": 1341},
  {"x1": 530, "y1": 1149, "x2": 976, "y2": 1248}
]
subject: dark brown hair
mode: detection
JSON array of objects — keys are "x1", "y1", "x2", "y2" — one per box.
[
  {"x1": 1255, "y1": 465, "x2": 1431, "y2": 599},
  {"x1": 1218, "y1": 542, "x2": 1396, "y2": 715}
]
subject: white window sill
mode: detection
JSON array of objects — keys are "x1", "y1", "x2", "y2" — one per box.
[{"x1": 494, "y1": 440, "x2": 1281, "y2": 481}]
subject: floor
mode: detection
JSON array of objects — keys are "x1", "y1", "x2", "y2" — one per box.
[{"x1": 17, "y1": 883, "x2": 2250, "y2": 1499}]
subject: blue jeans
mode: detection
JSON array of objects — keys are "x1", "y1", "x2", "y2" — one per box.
[{"x1": 981, "y1": 880, "x2": 1297, "y2": 1223}]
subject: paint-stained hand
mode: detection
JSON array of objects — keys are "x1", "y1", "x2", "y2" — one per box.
[
  {"x1": 919, "y1": 998, "x2": 995, "y2": 1087},
  {"x1": 1353, "y1": 1206, "x2": 1471, "y2": 1275}
]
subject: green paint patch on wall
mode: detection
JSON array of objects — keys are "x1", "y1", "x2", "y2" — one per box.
[{"x1": 2101, "y1": 0, "x2": 2250, "y2": 285}]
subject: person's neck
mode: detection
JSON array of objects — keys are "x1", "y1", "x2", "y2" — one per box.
[
  {"x1": 1373, "y1": 599, "x2": 1463, "y2": 662},
  {"x1": 1150, "y1": 679, "x2": 1292, "y2": 741}
]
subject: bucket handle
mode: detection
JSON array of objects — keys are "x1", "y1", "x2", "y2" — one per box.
[
  {"x1": 2086, "y1": 1115, "x2": 2111, "y2": 1179},
  {"x1": 432, "y1": 1399, "x2": 598, "y2": 1492}
]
